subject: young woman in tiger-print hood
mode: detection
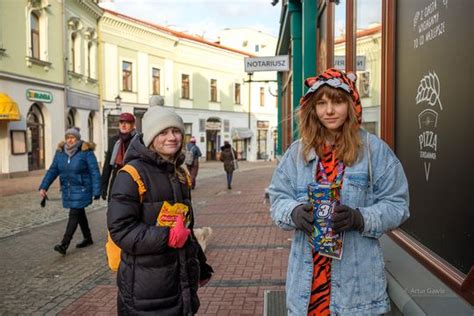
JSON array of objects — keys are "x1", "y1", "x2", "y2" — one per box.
[{"x1": 268, "y1": 68, "x2": 410, "y2": 315}]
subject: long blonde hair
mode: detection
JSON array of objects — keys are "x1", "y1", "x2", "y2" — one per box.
[{"x1": 297, "y1": 86, "x2": 361, "y2": 166}]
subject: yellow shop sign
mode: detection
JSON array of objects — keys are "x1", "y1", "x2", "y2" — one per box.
[{"x1": 26, "y1": 89, "x2": 53, "y2": 103}]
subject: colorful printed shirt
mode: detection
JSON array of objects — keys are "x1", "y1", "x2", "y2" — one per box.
[{"x1": 308, "y1": 144, "x2": 344, "y2": 316}]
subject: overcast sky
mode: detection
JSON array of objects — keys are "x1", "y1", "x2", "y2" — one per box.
[{"x1": 99, "y1": 0, "x2": 281, "y2": 41}]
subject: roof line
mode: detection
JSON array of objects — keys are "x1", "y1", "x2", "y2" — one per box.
[
  {"x1": 335, "y1": 25, "x2": 381, "y2": 44},
  {"x1": 102, "y1": 8, "x2": 254, "y2": 57}
]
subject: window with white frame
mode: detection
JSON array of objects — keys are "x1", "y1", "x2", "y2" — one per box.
[
  {"x1": 84, "y1": 28, "x2": 96, "y2": 79},
  {"x1": 26, "y1": 2, "x2": 49, "y2": 63},
  {"x1": 181, "y1": 74, "x2": 190, "y2": 99},
  {"x1": 30, "y1": 12, "x2": 40, "y2": 59},
  {"x1": 210, "y1": 79, "x2": 217, "y2": 102},
  {"x1": 152, "y1": 68, "x2": 161, "y2": 95},
  {"x1": 87, "y1": 42, "x2": 92, "y2": 78},
  {"x1": 234, "y1": 83, "x2": 241, "y2": 104},
  {"x1": 71, "y1": 32, "x2": 77, "y2": 72},
  {"x1": 122, "y1": 61, "x2": 133, "y2": 91},
  {"x1": 67, "y1": 17, "x2": 82, "y2": 73}
]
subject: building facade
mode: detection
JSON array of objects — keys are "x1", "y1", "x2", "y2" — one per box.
[
  {"x1": 0, "y1": 0, "x2": 66, "y2": 175},
  {"x1": 64, "y1": 0, "x2": 102, "y2": 144},
  {"x1": 0, "y1": 0, "x2": 102, "y2": 177},
  {"x1": 218, "y1": 28, "x2": 279, "y2": 160},
  {"x1": 99, "y1": 10, "x2": 277, "y2": 162}
]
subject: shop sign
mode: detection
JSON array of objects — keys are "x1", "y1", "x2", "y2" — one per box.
[
  {"x1": 26, "y1": 89, "x2": 53, "y2": 103},
  {"x1": 245, "y1": 55, "x2": 289, "y2": 72},
  {"x1": 205, "y1": 121, "x2": 221, "y2": 130},
  {"x1": 334, "y1": 56, "x2": 366, "y2": 71}
]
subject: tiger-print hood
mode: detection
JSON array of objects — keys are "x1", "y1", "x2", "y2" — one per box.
[
  {"x1": 300, "y1": 68, "x2": 362, "y2": 125},
  {"x1": 56, "y1": 141, "x2": 96, "y2": 152}
]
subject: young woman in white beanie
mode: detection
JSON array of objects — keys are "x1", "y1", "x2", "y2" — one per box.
[{"x1": 107, "y1": 106, "x2": 213, "y2": 315}]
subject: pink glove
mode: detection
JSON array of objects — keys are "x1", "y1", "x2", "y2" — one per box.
[{"x1": 168, "y1": 215, "x2": 190, "y2": 248}]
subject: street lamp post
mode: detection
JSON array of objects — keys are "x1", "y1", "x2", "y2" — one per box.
[
  {"x1": 114, "y1": 94, "x2": 122, "y2": 109},
  {"x1": 102, "y1": 94, "x2": 122, "y2": 157}
]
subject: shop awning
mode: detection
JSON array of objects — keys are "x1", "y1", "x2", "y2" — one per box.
[
  {"x1": 0, "y1": 93, "x2": 21, "y2": 121},
  {"x1": 231, "y1": 127, "x2": 253, "y2": 140}
]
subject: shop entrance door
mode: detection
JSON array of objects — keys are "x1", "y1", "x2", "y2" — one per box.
[
  {"x1": 206, "y1": 130, "x2": 218, "y2": 160},
  {"x1": 205, "y1": 117, "x2": 221, "y2": 161},
  {"x1": 26, "y1": 104, "x2": 45, "y2": 170}
]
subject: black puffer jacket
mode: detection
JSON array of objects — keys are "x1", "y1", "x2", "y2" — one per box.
[{"x1": 107, "y1": 135, "x2": 202, "y2": 315}]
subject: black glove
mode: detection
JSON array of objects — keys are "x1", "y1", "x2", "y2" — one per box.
[
  {"x1": 40, "y1": 195, "x2": 48, "y2": 208},
  {"x1": 94, "y1": 195, "x2": 100, "y2": 200},
  {"x1": 332, "y1": 204, "x2": 364, "y2": 233},
  {"x1": 291, "y1": 204, "x2": 314, "y2": 236}
]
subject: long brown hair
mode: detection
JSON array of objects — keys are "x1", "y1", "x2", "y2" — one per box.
[{"x1": 297, "y1": 85, "x2": 361, "y2": 166}]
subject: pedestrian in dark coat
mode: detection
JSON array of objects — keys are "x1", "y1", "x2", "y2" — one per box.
[
  {"x1": 185, "y1": 136, "x2": 202, "y2": 189},
  {"x1": 219, "y1": 141, "x2": 237, "y2": 189},
  {"x1": 101, "y1": 112, "x2": 136, "y2": 201},
  {"x1": 39, "y1": 127, "x2": 101, "y2": 255},
  {"x1": 107, "y1": 105, "x2": 213, "y2": 315}
]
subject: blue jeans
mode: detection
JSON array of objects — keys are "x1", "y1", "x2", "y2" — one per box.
[{"x1": 226, "y1": 171, "x2": 233, "y2": 188}]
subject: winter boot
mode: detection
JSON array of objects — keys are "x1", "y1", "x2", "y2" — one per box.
[
  {"x1": 76, "y1": 238, "x2": 94, "y2": 248},
  {"x1": 54, "y1": 242, "x2": 68, "y2": 255}
]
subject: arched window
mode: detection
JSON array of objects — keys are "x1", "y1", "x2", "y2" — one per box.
[
  {"x1": 88, "y1": 112, "x2": 94, "y2": 143},
  {"x1": 30, "y1": 12, "x2": 40, "y2": 59},
  {"x1": 26, "y1": 104, "x2": 45, "y2": 170},
  {"x1": 67, "y1": 109, "x2": 75, "y2": 129}
]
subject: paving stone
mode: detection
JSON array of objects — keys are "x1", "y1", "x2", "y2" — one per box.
[{"x1": 0, "y1": 161, "x2": 291, "y2": 315}]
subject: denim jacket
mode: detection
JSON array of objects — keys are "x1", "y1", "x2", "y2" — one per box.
[{"x1": 268, "y1": 130, "x2": 409, "y2": 315}]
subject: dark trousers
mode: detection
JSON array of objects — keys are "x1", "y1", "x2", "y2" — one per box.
[
  {"x1": 61, "y1": 208, "x2": 91, "y2": 246},
  {"x1": 226, "y1": 171, "x2": 233, "y2": 188}
]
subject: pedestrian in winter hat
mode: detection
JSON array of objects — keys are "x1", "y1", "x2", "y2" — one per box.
[
  {"x1": 101, "y1": 112, "x2": 137, "y2": 201},
  {"x1": 300, "y1": 68, "x2": 362, "y2": 125},
  {"x1": 142, "y1": 105, "x2": 185, "y2": 149},
  {"x1": 107, "y1": 103, "x2": 213, "y2": 314},
  {"x1": 65, "y1": 127, "x2": 81, "y2": 140},
  {"x1": 39, "y1": 126, "x2": 100, "y2": 256},
  {"x1": 268, "y1": 67, "x2": 409, "y2": 315},
  {"x1": 118, "y1": 112, "x2": 135, "y2": 123}
]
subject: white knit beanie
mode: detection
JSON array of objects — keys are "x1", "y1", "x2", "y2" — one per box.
[{"x1": 142, "y1": 106, "x2": 185, "y2": 147}]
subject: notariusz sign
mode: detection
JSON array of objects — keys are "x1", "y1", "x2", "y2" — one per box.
[{"x1": 244, "y1": 55, "x2": 289, "y2": 73}]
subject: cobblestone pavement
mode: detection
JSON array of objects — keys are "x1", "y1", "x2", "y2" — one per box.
[
  {"x1": 0, "y1": 161, "x2": 266, "y2": 238},
  {"x1": 0, "y1": 161, "x2": 292, "y2": 315}
]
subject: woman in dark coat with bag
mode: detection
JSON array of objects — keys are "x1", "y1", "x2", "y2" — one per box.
[
  {"x1": 219, "y1": 141, "x2": 237, "y2": 189},
  {"x1": 39, "y1": 127, "x2": 101, "y2": 255},
  {"x1": 107, "y1": 105, "x2": 213, "y2": 315}
]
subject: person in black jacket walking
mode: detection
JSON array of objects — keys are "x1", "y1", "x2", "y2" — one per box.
[
  {"x1": 219, "y1": 141, "x2": 238, "y2": 190},
  {"x1": 107, "y1": 105, "x2": 212, "y2": 315},
  {"x1": 101, "y1": 112, "x2": 136, "y2": 201}
]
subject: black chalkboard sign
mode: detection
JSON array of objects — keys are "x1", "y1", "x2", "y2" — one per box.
[{"x1": 395, "y1": 0, "x2": 474, "y2": 275}]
